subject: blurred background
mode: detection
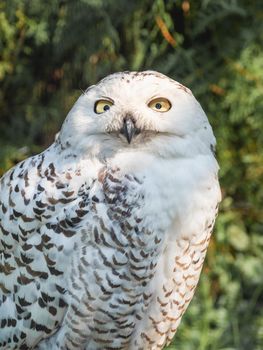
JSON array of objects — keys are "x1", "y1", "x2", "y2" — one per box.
[{"x1": 0, "y1": 0, "x2": 262, "y2": 349}]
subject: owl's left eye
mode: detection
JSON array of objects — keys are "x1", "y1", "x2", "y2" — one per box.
[
  {"x1": 94, "y1": 100, "x2": 114, "y2": 114},
  {"x1": 148, "y1": 97, "x2": 171, "y2": 112}
]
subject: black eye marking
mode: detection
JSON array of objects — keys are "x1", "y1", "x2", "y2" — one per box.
[
  {"x1": 103, "y1": 105, "x2": 110, "y2": 111},
  {"x1": 155, "y1": 103, "x2": 162, "y2": 109}
]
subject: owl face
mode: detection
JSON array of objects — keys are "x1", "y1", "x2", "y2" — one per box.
[{"x1": 59, "y1": 71, "x2": 215, "y2": 158}]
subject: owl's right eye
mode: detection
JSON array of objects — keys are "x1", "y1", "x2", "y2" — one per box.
[{"x1": 94, "y1": 100, "x2": 113, "y2": 114}]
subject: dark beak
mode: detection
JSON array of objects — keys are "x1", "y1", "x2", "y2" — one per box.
[{"x1": 120, "y1": 117, "x2": 140, "y2": 144}]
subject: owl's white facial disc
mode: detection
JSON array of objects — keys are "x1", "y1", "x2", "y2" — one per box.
[{"x1": 58, "y1": 71, "x2": 216, "y2": 158}]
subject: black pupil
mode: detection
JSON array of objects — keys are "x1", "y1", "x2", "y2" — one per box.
[
  {"x1": 103, "y1": 104, "x2": 110, "y2": 111},
  {"x1": 155, "y1": 103, "x2": 162, "y2": 109}
]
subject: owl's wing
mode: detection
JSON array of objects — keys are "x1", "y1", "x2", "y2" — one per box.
[{"x1": 0, "y1": 153, "x2": 86, "y2": 348}]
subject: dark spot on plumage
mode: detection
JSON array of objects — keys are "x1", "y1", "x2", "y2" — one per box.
[
  {"x1": 20, "y1": 252, "x2": 34, "y2": 264},
  {"x1": 1, "y1": 319, "x2": 6, "y2": 327},
  {"x1": 8, "y1": 196, "x2": 16, "y2": 207},
  {"x1": 24, "y1": 171, "x2": 30, "y2": 187},
  {"x1": 0, "y1": 223, "x2": 9, "y2": 236},
  {"x1": 13, "y1": 334, "x2": 19, "y2": 343},
  {"x1": 104, "y1": 192, "x2": 117, "y2": 204},
  {"x1": 19, "y1": 161, "x2": 25, "y2": 169},
  {"x1": 49, "y1": 163, "x2": 56, "y2": 176},
  {"x1": 1, "y1": 239, "x2": 12, "y2": 250},
  {"x1": 48, "y1": 197, "x2": 59, "y2": 205},
  {"x1": 18, "y1": 296, "x2": 32, "y2": 307},
  {"x1": 36, "y1": 200, "x2": 47, "y2": 208},
  {"x1": 97, "y1": 250, "x2": 111, "y2": 268},
  {"x1": 20, "y1": 331, "x2": 27, "y2": 339},
  {"x1": 14, "y1": 184, "x2": 19, "y2": 192},
  {"x1": 2, "y1": 252, "x2": 11, "y2": 260},
  {"x1": 9, "y1": 170, "x2": 14, "y2": 181},
  {"x1": 41, "y1": 291, "x2": 55, "y2": 303},
  {"x1": 70, "y1": 216, "x2": 82, "y2": 224},
  {"x1": 17, "y1": 274, "x2": 34, "y2": 285},
  {"x1": 48, "y1": 306, "x2": 57, "y2": 316},
  {"x1": 1, "y1": 203, "x2": 7, "y2": 213},
  {"x1": 11, "y1": 233, "x2": 19, "y2": 242},
  {"x1": 210, "y1": 143, "x2": 216, "y2": 156},
  {"x1": 112, "y1": 254, "x2": 127, "y2": 267},
  {"x1": 47, "y1": 205, "x2": 56, "y2": 212},
  {"x1": 26, "y1": 264, "x2": 46, "y2": 278},
  {"x1": 19, "y1": 343, "x2": 29, "y2": 350},
  {"x1": 23, "y1": 197, "x2": 30, "y2": 205},
  {"x1": 98, "y1": 231, "x2": 114, "y2": 248},
  {"x1": 59, "y1": 219, "x2": 68, "y2": 229},
  {"x1": 37, "y1": 184, "x2": 45, "y2": 192},
  {"x1": 46, "y1": 222, "x2": 52, "y2": 230},
  {"x1": 65, "y1": 218, "x2": 78, "y2": 227},
  {"x1": 14, "y1": 256, "x2": 24, "y2": 267},
  {"x1": 59, "y1": 197, "x2": 76, "y2": 204},
  {"x1": 55, "y1": 284, "x2": 66, "y2": 294},
  {"x1": 47, "y1": 175, "x2": 56, "y2": 182},
  {"x1": 35, "y1": 241, "x2": 54, "y2": 251},
  {"x1": 55, "y1": 181, "x2": 66, "y2": 189},
  {"x1": 43, "y1": 214, "x2": 52, "y2": 219},
  {"x1": 59, "y1": 297, "x2": 68, "y2": 308},
  {"x1": 76, "y1": 209, "x2": 89, "y2": 217},
  {"x1": 30, "y1": 158, "x2": 37, "y2": 167},
  {"x1": 44, "y1": 254, "x2": 56, "y2": 266},
  {"x1": 21, "y1": 214, "x2": 34, "y2": 222},
  {"x1": 38, "y1": 297, "x2": 46, "y2": 308},
  {"x1": 21, "y1": 242, "x2": 33, "y2": 251},
  {"x1": 19, "y1": 225, "x2": 34, "y2": 236},
  {"x1": 48, "y1": 265, "x2": 63, "y2": 276},
  {"x1": 1, "y1": 261, "x2": 16, "y2": 275},
  {"x1": 79, "y1": 199, "x2": 89, "y2": 208},
  {"x1": 62, "y1": 190, "x2": 75, "y2": 197},
  {"x1": 92, "y1": 195, "x2": 100, "y2": 203},
  {"x1": 13, "y1": 209, "x2": 23, "y2": 218},
  {"x1": 62, "y1": 228, "x2": 76, "y2": 237},
  {"x1": 18, "y1": 170, "x2": 24, "y2": 179},
  {"x1": 129, "y1": 251, "x2": 141, "y2": 263},
  {"x1": 37, "y1": 155, "x2": 45, "y2": 175},
  {"x1": 33, "y1": 207, "x2": 45, "y2": 215},
  {"x1": 30, "y1": 319, "x2": 53, "y2": 334},
  {"x1": 0, "y1": 282, "x2": 10, "y2": 294}
]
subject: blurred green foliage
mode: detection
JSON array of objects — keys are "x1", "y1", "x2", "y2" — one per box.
[{"x1": 0, "y1": 0, "x2": 262, "y2": 348}]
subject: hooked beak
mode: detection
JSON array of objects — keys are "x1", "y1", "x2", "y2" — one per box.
[{"x1": 120, "y1": 116, "x2": 140, "y2": 144}]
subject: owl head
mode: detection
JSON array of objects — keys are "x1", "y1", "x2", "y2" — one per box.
[{"x1": 58, "y1": 71, "x2": 216, "y2": 159}]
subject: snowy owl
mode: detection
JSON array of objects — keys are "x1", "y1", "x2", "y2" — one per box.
[{"x1": 0, "y1": 71, "x2": 221, "y2": 349}]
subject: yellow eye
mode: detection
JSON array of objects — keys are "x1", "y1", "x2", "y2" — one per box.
[
  {"x1": 148, "y1": 97, "x2": 171, "y2": 112},
  {"x1": 94, "y1": 99, "x2": 113, "y2": 114}
]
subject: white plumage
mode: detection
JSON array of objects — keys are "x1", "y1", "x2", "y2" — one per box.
[{"x1": 0, "y1": 71, "x2": 221, "y2": 349}]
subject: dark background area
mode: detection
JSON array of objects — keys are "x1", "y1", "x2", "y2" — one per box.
[{"x1": 0, "y1": 1, "x2": 262, "y2": 348}]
